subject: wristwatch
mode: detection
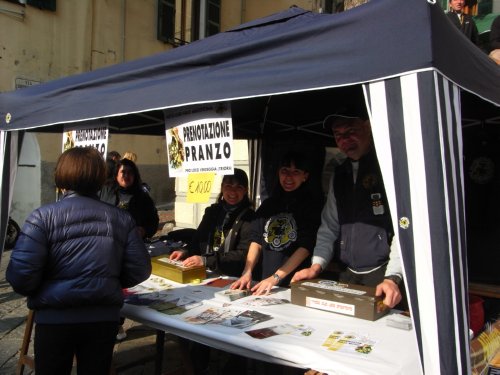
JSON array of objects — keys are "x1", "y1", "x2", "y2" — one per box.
[
  {"x1": 272, "y1": 273, "x2": 282, "y2": 283},
  {"x1": 385, "y1": 274, "x2": 402, "y2": 286}
]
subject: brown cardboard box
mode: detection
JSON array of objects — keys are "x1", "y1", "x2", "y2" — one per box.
[
  {"x1": 151, "y1": 255, "x2": 206, "y2": 283},
  {"x1": 291, "y1": 279, "x2": 389, "y2": 321}
]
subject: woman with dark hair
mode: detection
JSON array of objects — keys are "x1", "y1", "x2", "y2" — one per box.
[
  {"x1": 232, "y1": 151, "x2": 323, "y2": 294},
  {"x1": 170, "y1": 168, "x2": 254, "y2": 277},
  {"x1": 170, "y1": 168, "x2": 254, "y2": 375},
  {"x1": 6, "y1": 147, "x2": 151, "y2": 375},
  {"x1": 100, "y1": 158, "x2": 159, "y2": 239}
]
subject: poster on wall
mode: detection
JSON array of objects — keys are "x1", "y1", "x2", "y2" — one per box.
[
  {"x1": 62, "y1": 119, "x2": 109, "y2": 158},
  {"x1": 164, "y1": 104, "x2": 234, "y2": 177}
]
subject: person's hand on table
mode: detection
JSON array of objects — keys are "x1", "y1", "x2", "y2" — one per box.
[
  {"x1": 169, "y1": 250, "x2": 186, "y2": 261},
  {"x1": 376, "y1": 278, "x2": 402, "y2": 308},
  {"x1": 291, "y1": 264, "x2": 322, "y2": 283},
  {"x1": 231, "y1": 272, "x2": 252, "y2": 290},
  {"x1": 251, "y1": 275, "x2": 278, "y2": 295},
  {"x1": 182, "y1": 255, "x2": 203, "y2": 267}
]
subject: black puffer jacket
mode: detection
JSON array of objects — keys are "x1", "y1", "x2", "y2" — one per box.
[
  {"x1": 251, "y1": 185, "x2": 323, "y2": 286},
  {"x1": 6, "y1": 192, "x2": 151, "y2": 324},
  {"x1": 191, "y1": 201, "x2": 254, "y2": 277},
  {"x1": 99, "y1": 184, "x2": 159, "y2": 238}
]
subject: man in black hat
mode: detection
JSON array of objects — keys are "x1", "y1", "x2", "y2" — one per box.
[{"x1": 292, "y1": 111, "x2": 403, "y2": 308}]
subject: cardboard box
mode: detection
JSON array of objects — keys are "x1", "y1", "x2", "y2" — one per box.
[
  {"x1": 291, "y1": 279, "x2": 389, "y2": 321},
  {"x1": 151, "y1": 255, "x2": 206, "y2": 284}
]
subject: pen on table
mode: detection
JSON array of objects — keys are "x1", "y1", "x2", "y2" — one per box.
[{"x1": 205, "y1": 276, "x2": 222, "y2": 285}]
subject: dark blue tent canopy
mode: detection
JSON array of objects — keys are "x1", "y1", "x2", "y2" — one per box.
[
  {"x1": 0, "y1": 0, "x2": 498, "y2": 132},
  {"x1": 1, "y1": 1, "x2": 499, "y2": 374}
]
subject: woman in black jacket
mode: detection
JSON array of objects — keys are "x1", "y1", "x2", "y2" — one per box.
[
  {"x1": 6, "y1": 147, "x2": 151, "y2": 375},
  {"x1": 232, "y1": 151, "x2": 323, "y2": 294},
  {"x1": 100, "y1": 158, "x2": 159, "y2": 239},
  {"x1": 170, "y1": 168, "x2": 254, "y2": 277}
]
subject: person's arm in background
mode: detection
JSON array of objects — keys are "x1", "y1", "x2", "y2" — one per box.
[
  {"x1": 292, "y1": 176, "x2": 339, "y2": 282},
  {"x1": 142, "y1": 192, "x2": 160, "y2": 238},
  {"x1": 129, "y1": 191, "x2": 159, "y2": 239}
]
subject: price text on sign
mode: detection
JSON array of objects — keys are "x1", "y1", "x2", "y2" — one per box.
[{"x1": 187, "y1": 173, "x2": 215, "y2": 203}]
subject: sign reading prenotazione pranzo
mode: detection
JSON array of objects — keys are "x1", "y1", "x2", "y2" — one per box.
[
  {"x1": 62, "y1": 120, "x2": 109, "y2": 158},
  {"x1": 164, "y1": 105, "x2": 234, "y2": 177}
]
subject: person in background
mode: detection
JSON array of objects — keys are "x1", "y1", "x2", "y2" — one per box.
[
  {"x1": 232, "y1": 151, "x2": 323, "y2": 295},
  {"x1": 489, "y1": 15, "x2": 500, "y2": 64},
  {"x1": 107, "y1": 150, "x2": 121, "y2": 162},
  {"x1": 170, "y1": 168, "x2": 254, "y2": 277},
  {"x1": 100, "y1": 158, "x2": 159, "y2": 240},
  {"x1": 446, "y1": 0, "x2": 478, "y2": 45},
  {"x1": 292, "y1": 109, "x2": 403, "y2": 309},
  {"x1": 100, "y1": 158, "x2": 159, "y2": 340},
  {"x1": 170, "y1": 169, "x2": 254, "y2": 375},
  {"x1": 105, "y1": 152, "x2": 120, "y2": 184},
  {"x1": 122, "y1": 151, "x2": 137, "y2": 163},
  {"x1": 121, "y1": 150, "x2": 151, "y2": 193},
  {"x1": 6, "y1": 147, "x2": 151, "y2": 375}
]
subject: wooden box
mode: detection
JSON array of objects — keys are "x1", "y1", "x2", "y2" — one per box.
[
  {"x1": 291, "y1": 279, "x2": 389, "y2": 321},
  {"x1": 151, "y1": 255, "x2": 206, "y2": 284}
]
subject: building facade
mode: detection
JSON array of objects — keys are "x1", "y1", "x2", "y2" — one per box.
[
  {"x1": 2, "y1": 0, "x2": 498, "y2": 226},
  {"x1": 1, "y1": 0, "x2": 328, "y2": 226}
]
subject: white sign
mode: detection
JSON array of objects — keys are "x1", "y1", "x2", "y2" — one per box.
[
  {"x1": 165, "y1": 105, "x2": 234, "y2": 177},
  {"x1": 15, "y1": 77, "x2": 41, "y2": 89},
  {"x1": 306, "y1": 296, "x2": 356, "y2": 316},
  {"x1": 62, "y1": 120, "x2": 109, "y2": 158}
]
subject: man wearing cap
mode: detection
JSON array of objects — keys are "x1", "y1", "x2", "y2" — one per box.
[{"x1": 292, "y1": 110, "x2": 403, "y2": 308}]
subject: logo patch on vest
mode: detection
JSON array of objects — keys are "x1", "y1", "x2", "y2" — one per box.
[
  {"x1": 371, "y1": 193, "x2": 385, "y2": 215},
  {"x1": 263, "y1": 213, "x2": 297, "y2": 251}
]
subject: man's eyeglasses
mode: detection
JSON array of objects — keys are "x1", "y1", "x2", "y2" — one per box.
[
  {"x1": 279, "y1": 167, "x2": 305, "y2": 177},
  {"x1": 333, "y1": 126, "x2": 362, "y2": 140}
]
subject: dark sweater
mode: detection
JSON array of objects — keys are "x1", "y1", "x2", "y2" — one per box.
[
  {"x1": 190, "y1": 200, "x2": 254, "y2": 277},
  {"x1": 251, "y1": 185, "x2": 322, "y2": 286}
]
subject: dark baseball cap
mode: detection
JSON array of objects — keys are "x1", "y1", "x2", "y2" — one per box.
[{"x1": 323, "y1": 105, "x2": 368, "y2": 129}]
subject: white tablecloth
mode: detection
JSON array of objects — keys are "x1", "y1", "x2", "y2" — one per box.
[{"x1": 121, "y1": 276, "x2": 422, "y2": 375}]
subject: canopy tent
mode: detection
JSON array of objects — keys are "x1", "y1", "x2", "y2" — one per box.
[{"x1": 1, "y1": 0, "x2": 499, "y2": 373}]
